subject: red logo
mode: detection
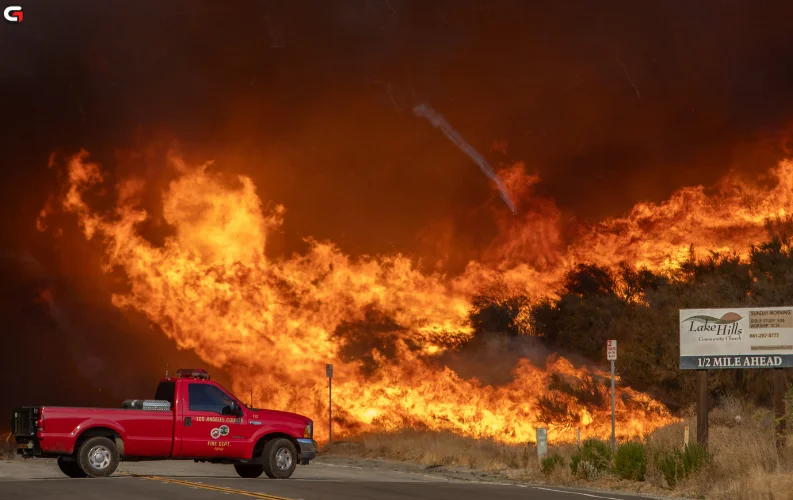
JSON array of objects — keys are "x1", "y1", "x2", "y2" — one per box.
[{"x1": 4, "y1": 5, "x2": 22, "y2": 23}]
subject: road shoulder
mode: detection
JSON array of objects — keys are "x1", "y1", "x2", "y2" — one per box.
[{"x1": 315, "y1": 454, "x2": 679, "y2": 500}]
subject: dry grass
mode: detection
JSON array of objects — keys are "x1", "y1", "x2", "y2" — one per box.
[
  {"x1": 326, "y1": 396, "x2": 793, "y2": 499},
  {"x1": 330, "y1": 429, "x2": 542, "y2": 471},
  {"x1": 680, "y1": 397, "x2": 793, "y2": 500},
  {"x1": 0, "y1": 433, "x2": 15, "y2": 460}
]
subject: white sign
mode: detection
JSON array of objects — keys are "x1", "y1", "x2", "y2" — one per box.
[
  {"x1": 607, "y1": 340, "x2": 617, "y2": 361},
  {"x1": 680, "y1": 307, "x2": 793, "y2": 369},
  {"x1": 536, "y1": 428, "x2": 548, "y2": 461}
]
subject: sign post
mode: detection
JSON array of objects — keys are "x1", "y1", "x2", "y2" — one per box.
[
  {"x1": 696, "y1": 370, "x2": 708, "y2": 448},
  {"x1": 775, "y1": 368, "x2": 786, "y2": 450},
  {"x1": 326, "y1": 363, "x2": 333, "y2": 445},
  {"x1": 607, "y1": 340, "x2": 617, "y2": 452},
  {"x1": 680, "y1": 307, "x2": 793, "y2": 450}
]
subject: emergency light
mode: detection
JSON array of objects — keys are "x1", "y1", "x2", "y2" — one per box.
[{"x1": 175, "y1": 368, "x2": 211, "y2": 380}]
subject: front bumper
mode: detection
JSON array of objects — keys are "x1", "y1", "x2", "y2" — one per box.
[{"x1": 297, "y1": 438, "x2": 317, "y2": 464}]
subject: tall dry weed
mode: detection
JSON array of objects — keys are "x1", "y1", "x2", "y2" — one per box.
[{"x1": 0, "y1": 433, "x2": 14, "y2": 460}]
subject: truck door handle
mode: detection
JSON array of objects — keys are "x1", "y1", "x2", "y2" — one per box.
[{"x1": 184, "y1": 417, "x2": 191, "y2": 426}]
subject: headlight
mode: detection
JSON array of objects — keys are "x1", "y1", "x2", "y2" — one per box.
[{"x1": 304, "y1": 421, "x2": 313, "y2": 438}]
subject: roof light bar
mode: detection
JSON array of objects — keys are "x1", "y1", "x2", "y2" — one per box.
[{"x1": 175, "y1": 368, "x2": 211, "y2": 380}]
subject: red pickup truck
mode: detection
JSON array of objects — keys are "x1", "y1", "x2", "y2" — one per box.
[{"x1": 11, "y1": 369, "x2": 316, "y2": 479}]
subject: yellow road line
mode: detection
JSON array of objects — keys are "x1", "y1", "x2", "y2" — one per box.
[{"x1": 132, "y1": 474, "x2": 295, "y2": 500}]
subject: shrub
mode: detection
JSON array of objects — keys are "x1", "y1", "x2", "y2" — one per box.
[
  {"x1": 571, "y1": 439, "x2": 613, "y2": 479},
  {"x1": 654, "y1": 448, "x2": 684, "y2": 487},
  {"x1": 653, "y1": 443, "x2": 708, "y2": 487},
  {"x1": 570, "y1": 451, "x2": 581, "y2": 475},
  {"x1": 541, "y1": 453, "x2": 565, "y2": 475},
  {"x1": 614, "y1": 441, "x2": 647, "y2": 481},
  {"x1": 680, "y1": 443, "x2": 708, "y2": 475}
]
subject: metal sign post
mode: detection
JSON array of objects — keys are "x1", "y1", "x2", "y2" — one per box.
[
  {"x1": 326, "y1": 364, "x2": 333, "y2": 445},
  {"x1": 607, "y1": 340, "x2": 617, "y2": 452}
]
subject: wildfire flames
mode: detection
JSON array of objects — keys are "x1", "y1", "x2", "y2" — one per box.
[{"x1": 40, "y1": 148, "x2": 793, "y2": 445}]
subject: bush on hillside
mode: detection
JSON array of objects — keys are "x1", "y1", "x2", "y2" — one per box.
[
  {"x1": 570, "y1": 439, "x2": 612, "y2": 479},
  {"x1": 653, "y1": 443, "x2": 709, "y2": 487},
  {"x1": 613, "y1": 441, "x2": 646, "y2": 481},
  {"x1": 540, "y1": 453, "x2": 565, "y2": 476}
]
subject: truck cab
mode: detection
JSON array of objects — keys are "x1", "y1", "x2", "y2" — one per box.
[{"x1": 12, "y1": 368, "x2": 316, "y2": 479}]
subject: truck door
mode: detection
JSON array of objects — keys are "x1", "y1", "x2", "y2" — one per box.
[{"x1": 178, "y1": 382, "x2": 248, "y2": 458}]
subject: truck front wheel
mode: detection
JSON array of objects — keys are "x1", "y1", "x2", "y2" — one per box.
[
  {"x1": 76, "y1": 436, "x2": 120, "y2": 478},
  {"x1": 234, "y1": 464, "x2": 264, "y2": 478},
  {"x1": 57, "y1": 456, "x2": 87, "y2": 478},
  {"x1": 262, "y1": 438, "x2": 297, "y2": 479}
]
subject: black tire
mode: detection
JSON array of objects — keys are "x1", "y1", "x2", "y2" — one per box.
[
  {"x1": 234, "y1": 464, "x2": 264, "y2": 478},
  {"x1": 76, "y1": 436, "x2": 119, "y2": 478},
  {"x1": 57, "y1": 456, "x2": 87, "y2": 478},
  {"x1": 262, "y1": 438, "x2": 297, "y2": 479}
]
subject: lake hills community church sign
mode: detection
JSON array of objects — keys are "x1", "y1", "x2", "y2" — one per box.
[{"x1": 679, "y1": 307, "x2": 793, "y2": 369}]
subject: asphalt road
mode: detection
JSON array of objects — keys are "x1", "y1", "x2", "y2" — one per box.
[{"x1": 0, "y1": 457, "x2": 661, "y2": 500}]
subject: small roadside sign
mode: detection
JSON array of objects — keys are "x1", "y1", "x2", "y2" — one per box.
[
  {"x1": 536, "y1": 428, "x2": 548, "y2": 461},
  {"x1": 607, "y1": 340, "x2": 617, "y2": 361},
  {"x1": 326, "y1": 364, "x2": 333, "y2": 378}
]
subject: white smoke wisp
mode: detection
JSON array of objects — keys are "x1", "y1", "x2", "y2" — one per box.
[{"x1": 413, "y1": 103, "x2": 517, "y2": 215}]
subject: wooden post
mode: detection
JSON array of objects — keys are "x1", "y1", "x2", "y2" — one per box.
[
  {"x1": 696, "y1": 370, "x2": 708, "y2": 448},
  {"x1": 774, "y1": 368, "x2": 786, "y2": 451}
]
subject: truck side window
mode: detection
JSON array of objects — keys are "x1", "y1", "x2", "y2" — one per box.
[
  {"x1": 154, "y1": 381, "x2": 175, "y2": 404},
  {"x1": 188, "y1": 383, "x2": 235, "y2": 414}
]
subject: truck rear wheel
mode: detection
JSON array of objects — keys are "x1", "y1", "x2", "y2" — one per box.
[
  {"x1": 76, "y1": 436, "x2": 119, "y2": 478},
  {"x1": 234, "y1": 464, "x2": 264, "y2": 478},
  {"x1": 262, "y1": 438, "x2": 297, "y2": 479},
  {"x1": 57, "y1": 456, "x2": 87, "y2": 478}
]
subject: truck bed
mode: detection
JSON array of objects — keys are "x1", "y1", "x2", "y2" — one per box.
[{"x1": 15, "y1": 406, "x2": 175, "y2": 457}]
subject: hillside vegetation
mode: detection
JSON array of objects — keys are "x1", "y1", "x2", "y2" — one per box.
[{"x1": 469, "y1": 216, "x2": 793, "y2": 411}]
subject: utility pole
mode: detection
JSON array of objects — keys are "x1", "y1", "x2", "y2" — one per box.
[
  {"x1": 607, "y1": 340, "x2": 617, "y2": 452},
  {"x1": 326, "y1": 364, "x2": 333, "y2": 445}
]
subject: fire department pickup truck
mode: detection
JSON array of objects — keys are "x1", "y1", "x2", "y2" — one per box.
[{"x1": 11, "y1": 369, "x2": 316, "y2": 479}]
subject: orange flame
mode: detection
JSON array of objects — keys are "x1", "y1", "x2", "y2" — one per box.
[{"x1": 45, "y1": 149, "x2": 793, "y2": 444}]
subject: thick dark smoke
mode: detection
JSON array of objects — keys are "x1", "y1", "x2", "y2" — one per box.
[{"x1": 3, "y1": 0, "x2": 793, "y2": 425}]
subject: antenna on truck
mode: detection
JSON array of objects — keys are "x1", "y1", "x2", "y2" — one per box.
[{"x1": 165, "y1": 363, "x2": 169, "y2": 378}]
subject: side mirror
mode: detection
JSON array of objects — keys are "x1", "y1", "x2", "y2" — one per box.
[{"x1": 229, "y1": 401, "x2": 244, "y2": 417}]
